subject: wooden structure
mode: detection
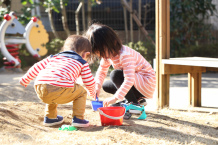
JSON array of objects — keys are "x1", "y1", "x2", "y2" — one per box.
[
  {"x1": 155, "y1": 0, "x2": 218, "y2": 109},
  {"x1": 155, "y1": 0, "x2": 170, "y2": 108}
]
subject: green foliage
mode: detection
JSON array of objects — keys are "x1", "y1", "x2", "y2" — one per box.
[
  {"x1": 21, "y1": 0, "x2": 33, "y2": 5},
  {"x1": 18, "y1": 44, "x2": 38, "y2": 69},
  {"x1": 126, "y1": 41, "x2": 155, "y2": 65},
  {"x1": 45, "y1": 38, "x2": 65, "y2": 56},
  {"x1": 18, "y1": 0, "x2": 41, "y2": 25},
  {"x1": 180, "y1": 43, "x2": 218, "y2": 58},
  {"x1": 0, "y1": 8, "x2": 10, "y2": 21},
  {"x1": 42, "y1": 0, "x2": 97, "y2": 13},
  {"x1": 42, "y1": 0, "x2": 69, "y2": 13},
  {"x1": 18, "y1": 6, "x2": 33, "y2": 25},
  {"x1": 89, "y1": 60, "x2": 100, "y2": 73},
  {"x1": 19, "y1": 38, "x2": 65, "y2": 69},
  {"x1": 170, "y1": 0, "x2": 217, "y2": 57}
]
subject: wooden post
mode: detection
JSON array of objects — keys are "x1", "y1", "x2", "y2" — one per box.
[
  {"x1": 155, "y1": 0, "x2": 170, "y2": 108},
  {"x1": 188, "y1": 73, "x2": 202, "y2": 107}
]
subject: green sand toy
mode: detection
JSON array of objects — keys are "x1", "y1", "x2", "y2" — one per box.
[{"x1": 59, "y1": 125, "x2": 77, "y2": 131}]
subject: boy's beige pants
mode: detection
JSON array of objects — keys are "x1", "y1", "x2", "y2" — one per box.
[{"x1": 34, "y1": 84, "x2": 87, "y2": 120}]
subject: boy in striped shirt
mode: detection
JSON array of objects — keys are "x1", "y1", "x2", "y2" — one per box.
[{"x1": 20, "y1": 35, "x2": 96, "y2": 127}]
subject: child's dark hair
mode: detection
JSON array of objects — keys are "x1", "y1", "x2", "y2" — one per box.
[
  {"x1": 84, "y1": 23, "x2": 122, "y2": 58},
  {"x1": 63, "y1": 35, "x2": 92, "y2": 60}
]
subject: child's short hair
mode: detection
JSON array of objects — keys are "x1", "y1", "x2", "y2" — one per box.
[
  {"x1": 84, "y1": 23, "x2": 122, "y2": 58},
  {"x1": 63, "y1": 35, "x2": 92, "y2": 56}
]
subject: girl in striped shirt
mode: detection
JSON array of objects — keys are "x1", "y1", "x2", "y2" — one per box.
[
  {"x1": 85, "y1": 23, "x2": 156, "y2": 107},
  {"x1": 19, "y1": 35, "x2": 95, "y2": 127}
]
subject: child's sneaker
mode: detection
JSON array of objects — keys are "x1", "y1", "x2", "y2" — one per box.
[
  {"x1": 124, "y1": 111, "x2": 132, "y2": 120},
  {"x1": 44, "y1": 115, "x2": 64, "y2": 127},
  {"x1": 138, "y1": 98, "x2": 147, "y2": 106},
  {"x1": 129, "y1": 103, "x2": 143, "y2": 114},
  {"x1": 111, "y1": 99, "x2": 128, "y2": 107},
  {"x1": 72, "y1": 116, "x2": 89, "y2": 127}
]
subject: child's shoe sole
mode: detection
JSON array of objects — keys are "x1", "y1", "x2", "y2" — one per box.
[
  {"x1": 140, "y1": 102, "x2": 147, "y2": 106},
  {"x1": 129, "y1": 110, "x2": 142, "y2": 114},
  {"x1": 43, "y1": 120, "x2": 64, "y2": 127},
  {"x1": 72, "y1": 122, "x2": 90, "y2": 127}
]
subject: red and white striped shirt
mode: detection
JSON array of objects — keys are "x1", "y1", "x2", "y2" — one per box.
[
  {"x1": 95, "y1": 45, "x2": 156, "y2": 100},
  {"x1": 20, "y1": 55, "x2": 96, "y2": 98}
]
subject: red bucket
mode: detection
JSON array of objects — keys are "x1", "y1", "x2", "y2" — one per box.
[{"x1": 98, "y1": 107, "x2": 125, "y2": 126}]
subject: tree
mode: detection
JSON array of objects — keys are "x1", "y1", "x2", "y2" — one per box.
[
  {"x1": 170, "y1": 0, "x2": 217, "y2": 57},
  {"x1": 120, "y1": 0, "x2": 155, "y2": 46}
]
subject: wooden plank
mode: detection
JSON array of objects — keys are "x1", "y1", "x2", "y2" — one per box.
[
  {"x1": 155, "y1": 0, "x2": 171, "y2": 108},
  {"x1": 188, "y1": 73, "x2": 192, "y2": 106},
  {"x1": 162, "y1": 64, "x2": 206, "y2": 74},
  {"x1": 189, "y1": 72, "x2": 202, "y2": 107},
  {"x1": 170, "y1": 107, "x2": 218, "y2": 113},
  {"x1": 155, "y1": 0, "x2": 160, "y2": 108},
  {"x1": 162, "y1": 57, "x2": 218, "y2": 68},
  {"x1": 160, "y1": 75, "x2": 169, "y2": 107},
  {"x1": 166, "y1": 0, "x2": 170, "y2": 58},
  {"x1": 197, "y1": 73, "x2": 201, "y2": 107},
  {"x1": 206, "y1": 67, "x2": 218, "y2": 72}
]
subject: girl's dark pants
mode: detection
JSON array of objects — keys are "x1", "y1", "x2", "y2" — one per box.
[{"x1": 102, "y1": 69, "x2": 144, "y2": 104}]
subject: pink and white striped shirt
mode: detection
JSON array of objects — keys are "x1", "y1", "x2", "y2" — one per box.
[
  {"x1": 20, "y1": 55, "x2": 96, "y2": 98},
  {"x1": 95, "y1": 45, "x2": 156, "y2": 100}
]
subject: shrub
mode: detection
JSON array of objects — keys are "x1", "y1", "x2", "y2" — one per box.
[
  {"x1": 126, "y1": 41, "x2": 155, "y2": 66},
  {"x1": 180, "y1": 43, "x2": 218, "y2": 58},
  {"x1": 170, "y1": 0, "x2": 216, "y2": 57},
  {"x1": 45, "y1": 38, "x2": 65, "y2": 57}
]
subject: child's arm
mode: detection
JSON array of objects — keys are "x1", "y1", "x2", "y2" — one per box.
[
  {"x1": 19, "y1": 57, "x2": 50, "y2": 87},
  {"x1": 95, "y1": 59, "x2": 111, "y2": 96},
  {"x1": 114, "y1": 54, "x2": 136, "y2": 100},
  {"x1": 81, "y1": 63, "x2": 96, "y2": 99}
]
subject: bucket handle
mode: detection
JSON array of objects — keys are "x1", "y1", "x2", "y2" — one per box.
[{"x1": 97, "y1": 108, "x2": 126, "y2": 120}]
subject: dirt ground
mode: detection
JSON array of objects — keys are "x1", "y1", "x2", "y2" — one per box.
[{"x1": 0, "y1": 73, "x2": 218, "y2": 145}]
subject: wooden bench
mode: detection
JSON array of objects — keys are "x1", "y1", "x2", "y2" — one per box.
[
  {"x1": 154, "y1": 57, "x2": 218, "y2": 107},
  {"x1": 155, "y1": 0, "x2": 218, "y2": 111}
]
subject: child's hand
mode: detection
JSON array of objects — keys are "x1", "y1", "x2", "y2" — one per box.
[
  {"x1": 20, "y1": 81, "x2": 27, "y2": 87},
  {"x1": 103, "y1": 97, "x2": 118, "y2": 107},
  {"x1": 96, "y1": 83, "x2": 101, "y2": 98}
]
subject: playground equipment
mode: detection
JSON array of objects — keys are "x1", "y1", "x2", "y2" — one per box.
[
  {"x1": 125, "y1": 104, "x2": 147, "y2": 120},
  {"x1": 0, "y1": 11, "x2": 49, "y2": 68}
]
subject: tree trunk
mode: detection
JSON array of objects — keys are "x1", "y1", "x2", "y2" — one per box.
[
  {"x1": 82, "y1": 0, "x2": 86, "y2": 31},
  {"x1": 138, "y1": 0, "x2": 141, "y2": 41},
  {"x1": 87, "y1": 0, "x2": 92, "y2": 27},
  {"x1": 130, "y1": 0, "x2": 133, "y2": 42},
  {"x1": 122, "y1": 4, "x2": 128, "y2": 43},
  {"x1": 120, "y1": 0, "x2": 155, "y2": 46},
  {"x1": 35, "y1": 0, "x2": 41, "y2": 17},
  {"x1": 75, "y1": 2, "x2": 83, "y2": 35},
  {"x1": 48, "y1": 3, "x2": 60, "y2": 39},
  {"x1": 60, "y1": 0, "x2": 71, "y2": 36}
]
